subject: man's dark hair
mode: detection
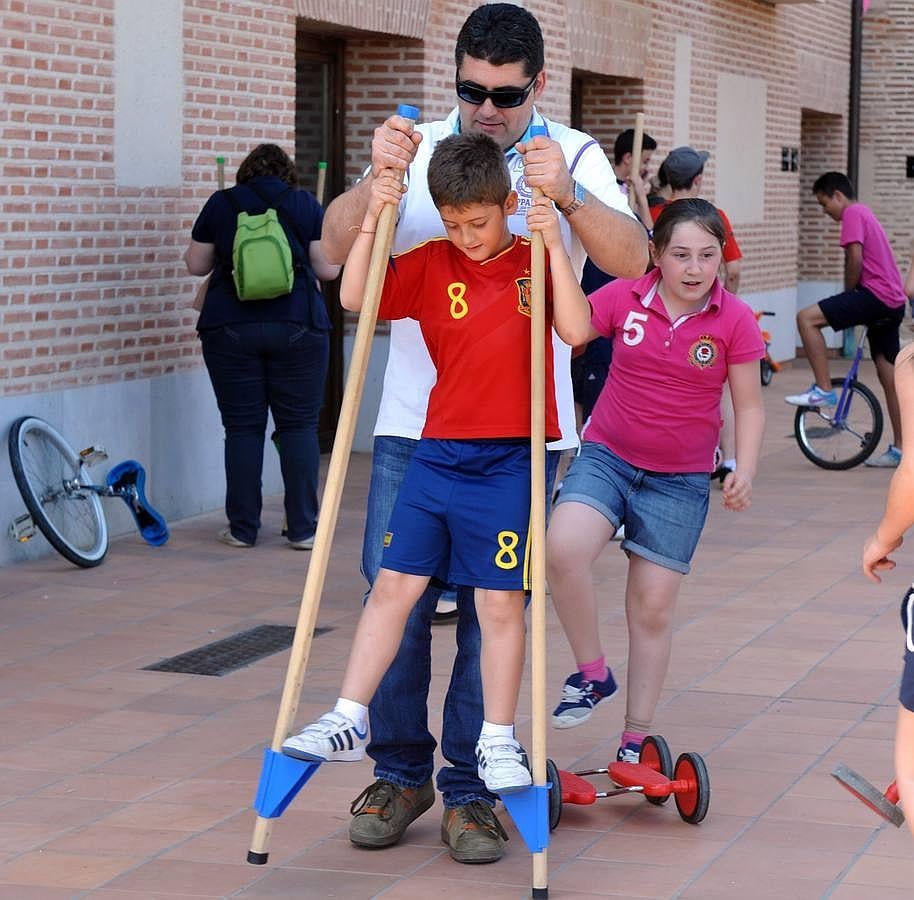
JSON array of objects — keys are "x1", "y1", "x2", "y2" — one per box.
[
  {"x1": 613, "y1": 129, "x2": 658, "y2": 165},
  {"x1": 454, "y1": 3, "x2": 544, "y2": 78},
  {"x1": 652, "y1": 198, "x2": 726, "y2": 255},
  {"x1": 236, "y1": 144, "x2": 298, "y2": 187},
  {"x1": 428, "y1": 132, "x2": 511, "y2": 210},
  {"x1": 812, "y1": 171, "x2": 856, "y2": 200}
]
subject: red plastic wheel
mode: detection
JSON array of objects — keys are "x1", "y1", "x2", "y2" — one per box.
[
  {"x1": 639, "y1": 735, "x2": 673, "y2": 805},
  {"x1": 673, "y1": 752, "x2": 710, "y2": 824}
]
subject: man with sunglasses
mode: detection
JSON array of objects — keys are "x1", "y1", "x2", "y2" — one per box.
[{"x1": 319, "y1": 3, "x2": 647, "y2": 865}]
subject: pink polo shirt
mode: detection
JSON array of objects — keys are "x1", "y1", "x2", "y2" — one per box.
[
  {"x1": 840, "y1": 203, "x2": 906, "y2": 308},
  {"x1": 583, "y1": 268, "x2": 764, "y2": 473}
]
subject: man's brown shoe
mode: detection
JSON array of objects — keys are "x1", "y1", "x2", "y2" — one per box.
[
  {"x1": 440, "y1": 800, "x2": 508, "y2": 863},
  {"x1": 349, "y1": 778, "x2": 435, "y2": 848}
]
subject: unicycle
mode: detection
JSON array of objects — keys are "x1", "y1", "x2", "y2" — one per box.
[
  {"x1": 793, "y1": 329, "x2": 883, "y2": 470},
  {"x1": 8, "y1": 416, "x2": 168, "y2": 568}
]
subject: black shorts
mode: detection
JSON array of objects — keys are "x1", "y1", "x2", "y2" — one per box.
[
  {"x1": 818, "y1": 286, "x2": 904, "y2": 363},
  {"x1": 900, "y1": 586, "x2": 914, "y2": 713}
]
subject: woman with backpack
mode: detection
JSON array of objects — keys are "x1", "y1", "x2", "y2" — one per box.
[{"x1": 184, "y1": 143, "x2": 340, "y2": 549}]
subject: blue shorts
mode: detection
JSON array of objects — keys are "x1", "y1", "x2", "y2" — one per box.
[
  {"x1": 555, "y1": 442, "x2": 709, "y2": 574},
  {"x1": 382, "y1": 439, "x2": 533, "y2": 590},
  {"x1": 900, "y1": 587, "x2": 914, "y2": 713}
]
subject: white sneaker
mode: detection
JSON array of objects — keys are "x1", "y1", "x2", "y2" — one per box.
[
  {"x1": 864, "y1": 445, "x2": 902, "y2": 468},
  {"x1": 784, "y1": 384, "x2": 837, "y2": 407},
  {"x1": 281, "y1": 711, "x2": 368, "y2": 762},
  {"x1": 475, "y1": 734, "x2": 532, "y2": 794}
]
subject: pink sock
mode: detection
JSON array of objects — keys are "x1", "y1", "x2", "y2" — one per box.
[
  {"x1": 578, "y1": 656, "x2": 609, "y2": 683},
  {"x1": 621, "y1": 730, "x2": 647, "y2": 749}
]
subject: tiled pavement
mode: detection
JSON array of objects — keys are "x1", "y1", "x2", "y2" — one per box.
[{"x1": 1, "y1": 358, "x2": 913, "y2": 899}]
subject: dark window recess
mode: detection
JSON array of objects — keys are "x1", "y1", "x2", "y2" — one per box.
[
  {"x1": 143, "y1": 624, "x2": 331, "y2": 676},
  {"x1": 906, "y1": 156, "x2": 914, "y2": 179}
]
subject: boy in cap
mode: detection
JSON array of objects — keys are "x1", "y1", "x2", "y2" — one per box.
[{"x1": 651, "y1": 146, "x2": 742, "y2": 293}]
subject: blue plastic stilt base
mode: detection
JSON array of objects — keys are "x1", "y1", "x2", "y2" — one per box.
[
  {"x1": 500, "y1": 783, "x2": 551, "y2": 854},
  {"x1": 253, "y1": 748, "x2": 321, "y2": 818}
]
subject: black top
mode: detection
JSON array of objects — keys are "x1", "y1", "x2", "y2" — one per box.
[{"x1": 191, "y1": 176, "x2": 330, "y2": 332}]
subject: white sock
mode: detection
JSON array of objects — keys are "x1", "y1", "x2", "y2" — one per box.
[
  {"x1": 334, "y1": 697, "x2": 369, "y2": 732},
  {"x1": 480, "y1": 720, "x2": 515, "y2": 740},
  {"x1": 723, "y1": 458, "x2": 736, "y2": 470}
]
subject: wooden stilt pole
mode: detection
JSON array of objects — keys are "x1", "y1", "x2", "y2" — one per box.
[
  {"x1": 529, "y1": 158, "x2": 549, "y2": 897},
  {"x1": 248, "y1": 105, "x2": 418, "y2": 866}
]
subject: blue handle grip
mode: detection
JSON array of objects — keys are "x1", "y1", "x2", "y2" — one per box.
[
  {"x1": 397, "y1": 104, "x2": 420, "y2": 121},
  {"x1": 530, "y1": 125, "x2": 547, "y2": 137}
]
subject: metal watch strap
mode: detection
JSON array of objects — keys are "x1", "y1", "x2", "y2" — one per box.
[{"x1": 559, "y1": 181, "x2": 585, "y2": 216}]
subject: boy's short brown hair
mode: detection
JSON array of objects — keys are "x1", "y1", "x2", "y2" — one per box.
[{"x1": 427, "y1": 132, "x2": 511, "y2": 210}]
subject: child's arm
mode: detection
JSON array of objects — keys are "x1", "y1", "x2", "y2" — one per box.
[
  {"x1": 721, "y1": 359, "x2": 765, "y2": 511},
  {"x1": 895, "y1": 704, "x2": 914, "y2": 842},
  {"x1": 863, "y1": 342, "x2": 914, "y2": 581},
  {"x1": 338, "y1": 172, "x2": 405, "y2": 312},
  {"x1": 526, "y1": 195, "x2": 595, "y2": 347}
]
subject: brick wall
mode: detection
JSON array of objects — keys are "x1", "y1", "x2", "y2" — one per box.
[
  {"x1": 1, "y1": 0, "x2": 300, "y2": 398},
  {"x1": 2, "y1": 0, "x2": 864, "y2": 403},
  {"x1": 860, "y1": 0, "x2": 914, "y2": 278}
]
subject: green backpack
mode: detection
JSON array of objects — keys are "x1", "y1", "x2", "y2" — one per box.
[{"x1": 224, "y1": 184, "x2": 297, "y2": 301}]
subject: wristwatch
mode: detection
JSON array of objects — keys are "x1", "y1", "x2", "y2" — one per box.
[{"x1": 559, "y1": 180, "x2": 586, "y2": 216}]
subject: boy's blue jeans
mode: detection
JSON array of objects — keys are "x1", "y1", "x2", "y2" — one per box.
[{"x1": 361, "y1": 435, "x2": 560, "y2": 808}]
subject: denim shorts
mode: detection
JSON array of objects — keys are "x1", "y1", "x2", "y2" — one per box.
[{"x1": 555, "y1": 442, "x2": 710, "y2": 574}]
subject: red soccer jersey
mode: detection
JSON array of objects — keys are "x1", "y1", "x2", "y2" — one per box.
[
  {"x1": 378, "y1": 235, "x2": 559, "y2": 441},
  {"x1": 651, "y1": 202, "x2": 742, "y2": 264}
]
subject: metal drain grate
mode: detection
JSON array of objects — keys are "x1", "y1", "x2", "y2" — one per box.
[{"x1": 143, "y1": 624, "x2": 331, "y2": 676}]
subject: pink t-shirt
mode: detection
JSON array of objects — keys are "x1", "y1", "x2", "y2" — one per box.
[
  {"x1": 840, "y1": 203, "x2": 906, "y2": 308},
  {"x1": 583, "y1": 269, "x2": 764, "y2": 473}
]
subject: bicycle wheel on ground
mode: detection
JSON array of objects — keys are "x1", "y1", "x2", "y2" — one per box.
[
  {"x1": 793, "y1": 377, "x2": 882, "y2": 470},
  {"x1": 760, "y1": 358, "x2": 774, "y2": 386},
  {"x1": 8, "y1": 416, "x2": 108, "y2": 567}
]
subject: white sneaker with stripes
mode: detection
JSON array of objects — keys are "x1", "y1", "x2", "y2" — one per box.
[
  {"x1": 281, "y1": 710, "x2": 368, "y2": 762},
  {"x1": 475, "y1": 734, "x2": 532, "y2": 794}
]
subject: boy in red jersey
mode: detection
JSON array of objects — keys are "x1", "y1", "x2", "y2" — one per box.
[{"x1": 282, "y1": 132, "x2": 591, "y2": 795}]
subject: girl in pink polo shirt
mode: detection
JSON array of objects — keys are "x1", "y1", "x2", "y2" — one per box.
[{"x1": 546, "y1": 198, "x2": 766, "y2": 762}]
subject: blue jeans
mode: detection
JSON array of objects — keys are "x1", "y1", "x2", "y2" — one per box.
[
  {"x1": 200, "y1": 322, "x2": 328, "y2": 545},
  {"x1": 361, "y1": 435, "x2": 560, "y2": 807}
]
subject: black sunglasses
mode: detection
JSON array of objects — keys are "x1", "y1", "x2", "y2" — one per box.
[{"x1": 455, "y1": 73, "x2": 538, "y2": 109}]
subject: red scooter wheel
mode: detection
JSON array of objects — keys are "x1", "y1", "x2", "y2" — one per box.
[
  {"x1": 640, "y1": 735, "x2": 673, "y2": 805},
  {"x1": 673, "y1": 752, "x2": 710, "y2": 824}
]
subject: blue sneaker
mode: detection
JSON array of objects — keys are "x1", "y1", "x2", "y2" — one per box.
[
  {"x1": 616, "y1": 741, "x2": 642, "y2": 764},
  {"x1": 551, "y1": 670, "x2": 618, "y2": 729},
  {"x1": 784, "y1": 384, "x2": 837, "y2": 407}
]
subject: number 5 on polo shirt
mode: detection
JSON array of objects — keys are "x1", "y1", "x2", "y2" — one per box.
[{"x1": 622, "y1": 311, "x2": 648, "y2": 346}]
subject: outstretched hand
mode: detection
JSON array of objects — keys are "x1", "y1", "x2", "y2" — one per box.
[{"x1": 863, "y1": 532, "x2": 903, "y2": 583}]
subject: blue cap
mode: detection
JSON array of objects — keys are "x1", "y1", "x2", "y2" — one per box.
[
  {"x1": 530, "y1": 125, "x2": 547, "y2": 137},
  {"x1": 397, "y1": 104, "x2": 420, "y2": 120}
]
